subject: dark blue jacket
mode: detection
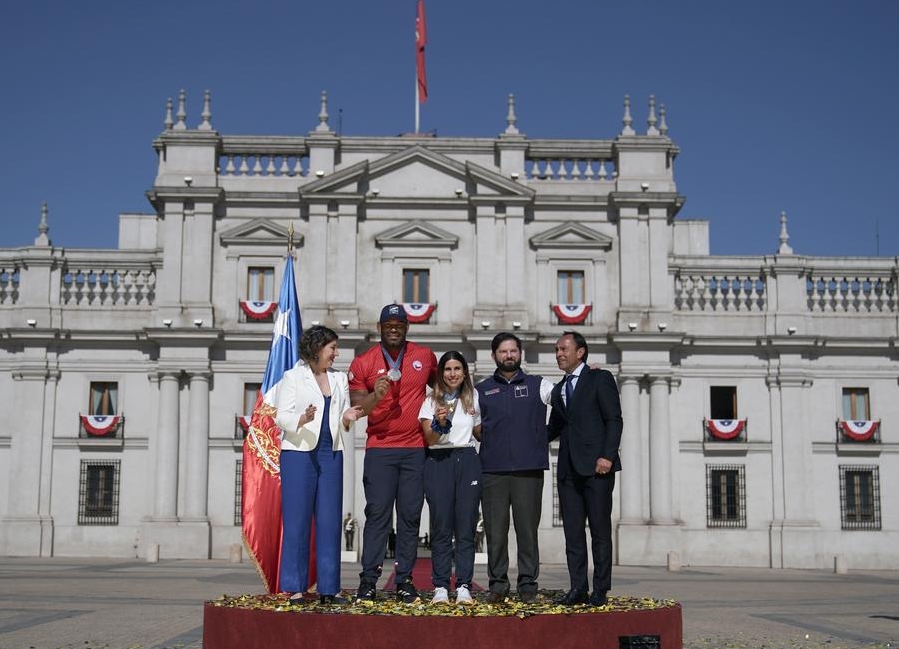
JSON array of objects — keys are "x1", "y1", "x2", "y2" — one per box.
[{"x1": 476, "y1": 371, "x2": 549, "y2": 472}]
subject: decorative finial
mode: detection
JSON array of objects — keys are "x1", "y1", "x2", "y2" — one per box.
[
  {"x1": 199, "y1": 89, "x2": 213, "y2": 131},
  {"x1": 35, "y1": 202, "x2": 50, "y2": 246},
  {"x1": 164, "y1": 97, "x2": 174, "y2": 130},
  {"x1": 315, "y1": 90, "x2": 331, "y2": 132},
  {"x1": 659, "y1": 104, "x2": 668, "y2": 136},
  {"x1": 647, "y1": 95, "x2": 659, "y2": 135},
  {"x1": 777, "y1": 211, "x2": 794, "y2": 255},
  {"x1": 174, "y1": 89, "x2": 187, "y2": 130},
  {"x1": 621, "y1": 95, "x2": 635, "y2": 135},
  {"x1": 505, "y1": 93, "x2": 519, "y2": 135},
  {"x1": 287, "y1": 221, "x2": 295, "y2": 254}
]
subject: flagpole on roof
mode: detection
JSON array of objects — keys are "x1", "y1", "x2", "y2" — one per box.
[{"x1": 287, "y1": 221, "x2": 294, "y2": 257}]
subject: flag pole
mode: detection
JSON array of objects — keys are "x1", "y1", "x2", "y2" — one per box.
[{"x1": 415, "y1": 78, "x2": 420, "y2": 134}]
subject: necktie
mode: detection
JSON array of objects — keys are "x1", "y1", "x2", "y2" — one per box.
[{"x1": 565, "y1": 374, "x2": 575, "y2": 406}]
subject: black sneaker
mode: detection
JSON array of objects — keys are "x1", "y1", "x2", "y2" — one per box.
[
  {"x1": 355, "y1": 581, "x2": 377, "y2": 602},
  {"x1": 395, "y1": 580, "x2": 420, "y2": 603}
]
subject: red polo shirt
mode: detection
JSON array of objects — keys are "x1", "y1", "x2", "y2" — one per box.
[{"x1": 349, "y1": 341, "x2": 436, "y2": 448}]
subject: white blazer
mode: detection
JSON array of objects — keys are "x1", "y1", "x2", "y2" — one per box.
[{"x1": 275, "y1": 362, "x2": 351, "y2": 453}]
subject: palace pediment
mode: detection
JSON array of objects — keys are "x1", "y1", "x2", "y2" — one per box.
[
  {"x1": 218, "y1": 219, "x2": 304, "y2": 247},
  {"x1": 529, "y1": 221, "x2": 613, "y2": 250},
  {"x1": 374, "y1": 219, "x2": 458, "y2": 249},
  {"x1": 298, "y1": 146, "x2": 534, "y2": 204}
]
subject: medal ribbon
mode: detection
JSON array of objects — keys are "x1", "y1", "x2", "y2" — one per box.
[{"x1": 380, "y1": 345, "x2": 405, "y2": 379}]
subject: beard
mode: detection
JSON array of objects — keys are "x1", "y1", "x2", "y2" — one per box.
[{"x1": 497, "y1": 358, "x2": 521, "y2": 373}]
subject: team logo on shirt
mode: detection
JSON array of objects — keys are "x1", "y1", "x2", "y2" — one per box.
[{"x1": 412, "y1": 360, "x2": 423, "y2": 371}]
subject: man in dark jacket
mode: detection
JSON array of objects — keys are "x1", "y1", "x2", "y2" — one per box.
[
  {"x1": 476, "y1": 332, "x2": 554, "y2": 603},
  {"x1": 548, "y1": 330, "x2": 623, "y2": 607}
]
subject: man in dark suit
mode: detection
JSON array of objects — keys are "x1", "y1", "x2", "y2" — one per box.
[{"x1": 548, "y1": 330, "x2": 623, "y2": 606}]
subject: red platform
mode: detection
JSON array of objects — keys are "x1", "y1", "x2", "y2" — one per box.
[{"x1": 203, "y1": 598, "x2": 682, "y2": 649}]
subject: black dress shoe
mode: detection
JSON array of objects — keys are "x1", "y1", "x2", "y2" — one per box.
[
  {"x1": 553, "y1": 588, "x2": 588, "y2": 605},
  {"x1": 485, "y1": 591, "x2": 507, "y2": 604},
  {"x1": 588, "y1": 591, "x2": 608, "y2": 606},
  {"x1": 519, "y1": 590, "x2": 537, "y2": 604},
  {"x1": 287, "y1": 592, "x2": 305, "y2": 605},
  {"x1": 319, "y1": 594, "x2": 348, "y2": 605}
]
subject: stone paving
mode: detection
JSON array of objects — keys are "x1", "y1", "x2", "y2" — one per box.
[{"x1": 0, "y1": 557, "x2": 896, "y2": 649}]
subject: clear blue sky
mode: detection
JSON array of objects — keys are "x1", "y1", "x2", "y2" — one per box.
[{"x1": 2, "y1": 0, "x2": 897, "y2": 257}]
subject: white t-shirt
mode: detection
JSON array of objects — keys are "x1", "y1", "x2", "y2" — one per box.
[{"x1": 418, "y1": 391, "x2": 481, "y2": 449}]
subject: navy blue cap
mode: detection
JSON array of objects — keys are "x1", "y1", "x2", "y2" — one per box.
[{"x1": 379, "y1": 303, "x2": 408, "y2": 323}]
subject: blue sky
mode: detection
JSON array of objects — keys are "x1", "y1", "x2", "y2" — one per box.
[{"x1": 2, "y1": 0, "x2": 897, "y2": 257}]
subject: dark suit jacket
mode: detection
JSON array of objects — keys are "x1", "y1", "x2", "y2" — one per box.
[{"x1": 548, "y1": 367, "x2": 623, "y2": 478}]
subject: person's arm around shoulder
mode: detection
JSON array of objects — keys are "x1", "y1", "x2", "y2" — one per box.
[
  {"x1": 539, "y1": 376, "x2": 555, "y2": 406},
  {"x1": 472, "y1": 390, "x2": 483, "y2": 441}
]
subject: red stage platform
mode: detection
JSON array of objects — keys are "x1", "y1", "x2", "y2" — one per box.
[{"x1": 203, "y1": 594, "x2": 682, "y2": 649}]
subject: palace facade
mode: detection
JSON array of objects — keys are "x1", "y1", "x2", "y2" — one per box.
[{"x1": 1, "y1": 90, "x2": 896, "y2": 569}]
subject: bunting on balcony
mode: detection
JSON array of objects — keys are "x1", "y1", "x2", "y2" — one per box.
[
  {"x1": 706, "y1": 418, "x2": 745, "y2": 440},
  {"x1": 553, "y1": 303, "x2": 592, "y2": 325},
  {"x1": 238, "y1": 415, "x2": 252, "y2": 432},
  {"x1": 402, "y1": 302, "x2": 436, "y2": 323},
  {"x1": 81, "y1": 415, "x2": 120, "y2": 437},
  {"x1": 840, "y1": 419, "x2": 879, "y2": 442},
  {"x1": 240, "y1": 300, "x2": 278, "y2": 320}
]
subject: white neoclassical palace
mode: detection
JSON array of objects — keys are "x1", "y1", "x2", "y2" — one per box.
[{"x1": 1, "y1": 90, "x2": 896, "y2": 570}]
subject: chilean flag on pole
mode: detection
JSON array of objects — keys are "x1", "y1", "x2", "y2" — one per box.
[
  {"x1": 242, "y1": 254, "x2": 314, "y2": 593},
  {"x1": 416, "y1": 0, "x2": 428, "y2": 103}
]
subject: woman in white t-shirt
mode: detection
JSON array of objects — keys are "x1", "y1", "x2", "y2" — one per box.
[{"x1": 418, "y1": 350, "x2": 482, "y2": 606}]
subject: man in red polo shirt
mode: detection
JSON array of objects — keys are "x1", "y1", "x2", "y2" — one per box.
[{"x1": 349, "y1": 303, "x2": 436, "y2": 603}]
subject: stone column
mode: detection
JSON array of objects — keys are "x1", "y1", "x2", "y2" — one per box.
[
  {"x1": 184, "y1": 372, "x2": 210, "y2": 520},
  {"x1": 648, "y1": 375, "x2": 674, "y2": 523},
  {"x1": 618, "y1": 376, "x2": 643, "y2": 522},
  {"x1": 153, "y1": 372, "x2": 181, "y2": 521},
  {"x1": 1, "y1": 363, "x2": 54, "y2": 556}
]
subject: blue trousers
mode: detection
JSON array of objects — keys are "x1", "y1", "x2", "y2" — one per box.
[
  {"x1": 279, "y1": 435, "x2": 343, "y2": 595},
  {"x1": 359, "y1": 448, "x2": 425, "y2": 585},
  {"x1": 424, "y1": 447, "x2": 481, "y2": 589}
]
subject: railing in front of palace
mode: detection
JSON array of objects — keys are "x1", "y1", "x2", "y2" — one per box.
[
  {"x1": 672, "y1": 258, "x2": 898, "y2": 313},
  {"x1": 525, "y1": 140, "x2": 617, "y2": 181},
  {"x1": 0, "y1": 263, "x2": 20, "y2": 305},
  {"x1": 218, "y1": 136, "x2": 310, "y2": 178}
]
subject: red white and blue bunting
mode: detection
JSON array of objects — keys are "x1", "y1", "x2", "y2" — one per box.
[
  {"x1": 402, "y1": 303, "x2": 436, "y2": 323},
  {"x1": 238, "y1": 415, "x2": 253, "y2": 432},
  {"x1": 240, "y1": 300, "x2": 278, "y2": 320},
  {"x1": 839, "y1": 419, "x2": 879, "y2": 442},
  {"x1": 706, "y1": 418, "x2": 745, "y2": 441},
  {"x1": 80, "y1": 415, "x2": 121, "y2": 437},
  {"x1": 553, "y1": 304, "x2": 592, "y2": 325}
]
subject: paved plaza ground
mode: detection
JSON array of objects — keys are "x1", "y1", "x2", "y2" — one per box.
[{"x1": 0, "y1": 557, "x2": 896, "y2": 649}]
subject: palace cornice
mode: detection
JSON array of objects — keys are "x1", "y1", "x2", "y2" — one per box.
[
  {"x1": 220, "y1": 134, "x2": 308, "y2": 155},
  {"x1": 146, "y1": 186, "x2": 224, "y2": 209},
  {"x1": 141, "y1": 329, "x2": 223, "y2": 346},
  {"x1": 608, "y1": 191, "x2": 686, "y2": 215},
  {"x1": 613, "y1": 135, "x2": 680, "y2": 155},
  {"x1": 219, "y1": 191, "x2": 305, "y2": 207}
]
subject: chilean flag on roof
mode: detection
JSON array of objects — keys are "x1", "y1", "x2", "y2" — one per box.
[{"x1": 242, "y1": 254, "x2": 313, "y2": 593}]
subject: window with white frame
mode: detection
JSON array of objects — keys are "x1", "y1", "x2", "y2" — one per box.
[
  {"x1": 247, "y1": 267, "x2": 275, "y2": 301},
  {"x1": 842, "y1": 387, "x2": 870, "y2": 420},
  {"x1": 557, "y1": 270, "x2": 585, "y2": 304},
  {"x1": 89, "y1": 382, "x2": 118, "y2": 416},
  {"x1": 403, "y1": 268, "x2": 430, "y2": 303}
]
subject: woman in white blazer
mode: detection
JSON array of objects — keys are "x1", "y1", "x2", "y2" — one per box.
[{"x1": 275, "y1": 325, "x2": 363, "y2": 604}]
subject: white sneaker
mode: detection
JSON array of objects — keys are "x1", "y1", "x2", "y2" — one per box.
[
  {"x1": 431, "y1": 586, "x2": 449, "y2": 604},
  {"x1": 455, "y1": 584, "x2": 473, "y2": 605}
]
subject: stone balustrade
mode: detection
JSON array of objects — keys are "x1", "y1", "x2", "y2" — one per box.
[
  {"x1": 0, "y1": 263, "x2": 20, "y2": 305},
  {"x1": 525, "y1": 140, "x2": 617, "y2": 181},
  {"x1": 673, "y1": 263, "x2": 767, "y2": 312},
  {"x1": 218, "y1": 136, "x2": 309, "y2": 177},
  {"x1": 59, "y1": 252, "x2": 160, "y2": 307},
  {"x1": 806, "y1": 272, "x2": 897, "y2": 313}
]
